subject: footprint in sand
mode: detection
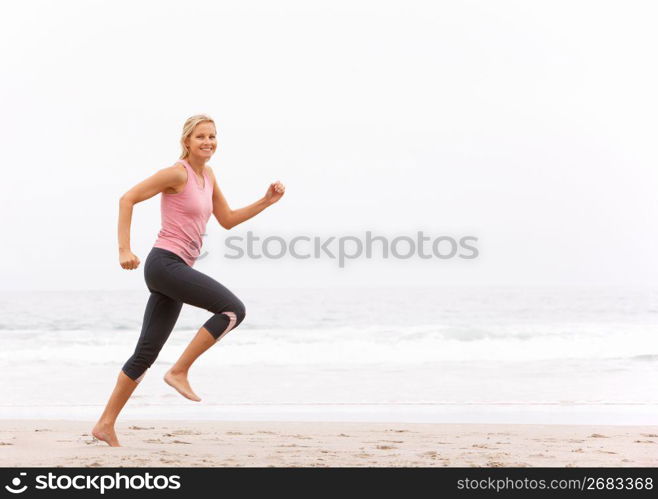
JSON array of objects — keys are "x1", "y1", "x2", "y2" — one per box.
[
  {"x1": 589, "y1": 433, "x2": 609, "y2": 438},
  {"x1": 172, "y1": 440, "x2": 192, "y2": 445},
  {"x1": 376, "y1": 445, "x2": 397, "y2": 450},
  {"x1": 633, "y1": 440, "x2": 655, "y2": 444},
  {"x1": 80, "y1": 437, "x2": 103, "y2": 446},
  {"x1": 0, "y1": 442, "x2": 13, "y2": 446},
  {"x1": 34, "y1": 429, "x2": 52, "y2": 432},
  {"x1": 129, "y1": 426, "x2": 155, "y2": 430},
  {"x1": 337, "y1": 433, "x2": 350, "y2": 437},
  {"x1": 641, "y1": 433, "x2": 658, "y2": 438}
]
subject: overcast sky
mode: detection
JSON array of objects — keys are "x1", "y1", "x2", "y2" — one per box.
[{"x1": 1, "y1": 0, "x2": 656, "y2": 290}]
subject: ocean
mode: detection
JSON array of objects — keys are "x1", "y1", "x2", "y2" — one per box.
[{"x1": 1, "y1": 286, "x2": 656, "y2": 424}]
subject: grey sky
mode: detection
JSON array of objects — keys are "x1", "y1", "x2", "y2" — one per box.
[{"x1": 1, "y1": 0, "x2": 656, "y2": 290}]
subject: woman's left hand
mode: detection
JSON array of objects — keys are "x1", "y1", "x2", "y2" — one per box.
[{"x1": 265, "y1": 181, "x2": 286, "y2": 205}]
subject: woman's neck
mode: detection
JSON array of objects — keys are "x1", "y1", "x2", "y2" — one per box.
[{"x1": 185, "y1": 156, "x2": 206, "y2": 175}]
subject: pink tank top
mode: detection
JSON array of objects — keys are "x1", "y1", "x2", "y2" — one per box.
[{"x1": 153, "y1": 159, "x2": 213, "y2": 267}]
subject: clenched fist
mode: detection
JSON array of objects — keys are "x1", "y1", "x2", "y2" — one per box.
[
  {"x1": 265, "y1": 181, "x2": 286, "y2": 205},
  {"x1": 119, "y1": 249, "x2": 140, "y2": 270}
]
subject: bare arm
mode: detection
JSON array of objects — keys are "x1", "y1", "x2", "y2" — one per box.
[
  {"x1": 118, "y1": 165, "x2": 186, "y2": 268},
  {"x1": 209, "y1": 168, "x2": 285, "y2": 230}
]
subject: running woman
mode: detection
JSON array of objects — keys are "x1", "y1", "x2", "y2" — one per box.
[{"x1": 92, "y1": 114, "x2": 285, "y2": 447}]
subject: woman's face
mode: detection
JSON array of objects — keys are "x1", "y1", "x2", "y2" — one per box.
[{"x1": 185, "y1": 122, "x2": 217, "y2": 159}]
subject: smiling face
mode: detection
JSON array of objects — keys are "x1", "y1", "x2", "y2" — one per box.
[{"x1": 184, "y1": 121, "x2": 217, "y2": 160}]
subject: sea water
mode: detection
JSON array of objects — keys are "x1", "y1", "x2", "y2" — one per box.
[{"x1": 0, "y1": 286, "x2": 656, "y2": 424}]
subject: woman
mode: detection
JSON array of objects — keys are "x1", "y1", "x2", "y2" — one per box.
[{"x1": 92, "y1": 114, "x2": 285, "y2": 447}]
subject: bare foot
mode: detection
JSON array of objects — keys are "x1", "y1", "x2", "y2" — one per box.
[
  {"x1": 164, "y1": 370, "x2": 201, "y2": 402},
  {"x1": 91, "y1": 422, "x2": 120, "y2": 447}
]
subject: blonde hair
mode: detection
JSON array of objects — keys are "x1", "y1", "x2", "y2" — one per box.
[{"x1": 179, "y1": 114, "x2": 216, "y2": 159}]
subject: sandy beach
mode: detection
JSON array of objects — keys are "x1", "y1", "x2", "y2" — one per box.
[{"x1": 1, "y1": 420, "x2": 656, "y2": 467}]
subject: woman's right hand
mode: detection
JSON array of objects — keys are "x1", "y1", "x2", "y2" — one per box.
[{"x1": 119, "y1": 249, "x2": 141, "y2": 270}]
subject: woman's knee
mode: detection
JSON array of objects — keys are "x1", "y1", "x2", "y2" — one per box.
[
  {"x1": 220, "y1": 298, "x2": 246, "y2": 329},
  {"x1": 203, "y1": 298, "x2": 246, "y2": 340},
  {"x1": 210, "y1": 296, "x2": 246, "y2": 325},
  {"x1": 233, "y1": 299, "x2": 246, "y2": 326},
  {"x1": 122, "y1": 352, "x2": 156, "y2": 383}
]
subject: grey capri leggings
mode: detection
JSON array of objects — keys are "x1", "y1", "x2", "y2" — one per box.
[{"x1": 122, "y1": 247, "x2": 246, "y2": 383}]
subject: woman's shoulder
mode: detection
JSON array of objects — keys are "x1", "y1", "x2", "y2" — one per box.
[
  {"x1": 164, "y1": 162, "x2": 188, "y2": 180},
  {"x1": 160, "y1": 161, "x2": 213, "y2": 185},
  {"x1": 156, "y1": 163, "x2": 188, "y2": 194}
]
